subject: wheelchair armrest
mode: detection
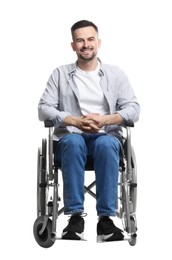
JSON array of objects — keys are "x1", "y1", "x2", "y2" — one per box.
[
  {"x1": 123, "y1": 121, "x2": 134, "y2": 128},
  {"x1": 44, "y1": 120, "x2": 55, "y2": 128},
  {"x1": 44, "y1": 119, "x2": 134, "y2": 128}
]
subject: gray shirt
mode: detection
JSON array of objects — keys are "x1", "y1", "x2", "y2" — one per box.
[{"x1": 38, "y1": 61, "x2": 140, "y2": 141}]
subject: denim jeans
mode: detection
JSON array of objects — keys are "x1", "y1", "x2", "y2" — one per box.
[{"x1": 54, "y1": 133, "x2": 121, "y2": 216}]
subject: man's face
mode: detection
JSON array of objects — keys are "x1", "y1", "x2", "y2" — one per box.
[{"x1": 71, "y1": 26, "x2": 101, "y2": 61}]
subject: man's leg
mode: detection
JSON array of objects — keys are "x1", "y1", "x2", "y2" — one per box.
[
  {"x1": 54, "y1": 134, "x2": 87, "y2": 215},
  {"x1": 92, "y1": 135, "x2": 124, "y2": 241},
  {"x1": 93, "y1": 135, "x2": 121, "y2": 216},
  {"x1": 54, "y1": 134, "x2": 87, "y2": 240}
]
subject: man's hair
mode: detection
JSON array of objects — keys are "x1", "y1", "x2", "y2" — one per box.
[{"x1": 71, "y1": 20, "x2": 98, "y2": 38}]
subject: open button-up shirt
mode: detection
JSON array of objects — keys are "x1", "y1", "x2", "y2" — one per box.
[{"x1": 38, "y1": 60, "x2": 140, "y2": 141}]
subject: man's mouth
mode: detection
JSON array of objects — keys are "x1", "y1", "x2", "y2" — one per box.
[{"x1": 81, "y1": 48, "x2": 93, "y2": 52}]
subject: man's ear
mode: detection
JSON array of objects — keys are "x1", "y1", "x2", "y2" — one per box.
[
  {"x1": 71, "y1": 42, "x2": 75, "y2": 51},
  {"x1": 98, "y1": 39, "x2": 101, "y2": 48}
]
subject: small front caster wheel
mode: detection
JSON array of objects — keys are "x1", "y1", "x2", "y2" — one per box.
[
  {"x1": 33, "y1": 216, "x2": 55, "y2": 248},
  {"x1": 129, "y1": 233, "x2": 137, "y2": 246}
]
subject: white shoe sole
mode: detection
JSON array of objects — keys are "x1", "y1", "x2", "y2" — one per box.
[
  {"x1": 97, "y1": 233, "x2": 114, "y2": 242},
  {"x1": 62, "y1": 231, "x2": 84, "y2": 240}
]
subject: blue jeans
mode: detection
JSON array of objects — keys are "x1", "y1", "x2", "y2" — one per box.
[{"x1": 54, "y1": 133, "x2": 121, "y2": 216}]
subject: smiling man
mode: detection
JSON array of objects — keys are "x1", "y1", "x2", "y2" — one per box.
[{"x1": 38, "y1": 20, "x2": 140, "y2": 242}]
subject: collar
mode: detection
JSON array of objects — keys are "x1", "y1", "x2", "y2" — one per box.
[{"x1": 68, "y1": 57, "x2": 104, "y2": 77}]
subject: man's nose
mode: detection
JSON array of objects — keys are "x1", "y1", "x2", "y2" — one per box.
[{"x1": 83, "y1": 40, "x2": 89, "y2": 47}]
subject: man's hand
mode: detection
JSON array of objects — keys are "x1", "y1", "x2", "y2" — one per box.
[
  {"x1": 83, "y1": 114, "x2": 106, "y2": 128},
  {"x1": 83, "y1": 113, "x2": 124, "y2": 128},
  {"x1": 64, "y1": 115, "x2": 100, "y2": 133},
  {"x1": 64, "y1": 113, "x2": 123, "y2": 133}
]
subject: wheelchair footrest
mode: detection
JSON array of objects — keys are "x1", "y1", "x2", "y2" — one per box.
[
  {"x1": 97, "y1": 233, "x2": 136, "y2": 243},
  {"x1": 55, "y1": 237, "x2": 87, "y2": 241}
]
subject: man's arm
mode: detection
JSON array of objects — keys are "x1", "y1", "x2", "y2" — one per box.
[{"x1": 38, "y1": 70, "x2": 71, "y2": 126}]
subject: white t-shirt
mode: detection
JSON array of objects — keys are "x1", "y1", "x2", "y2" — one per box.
[{"x1": 74, "y1": 63, "x2": 109, "y2": 116}]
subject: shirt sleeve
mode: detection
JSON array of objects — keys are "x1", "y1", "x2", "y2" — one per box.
[
  {"x1": 115, "y1": 70, "x2": 140, "y2": 124},
  {"x1": 38, "y1": 69, "x2": 71, "y2": 127}
]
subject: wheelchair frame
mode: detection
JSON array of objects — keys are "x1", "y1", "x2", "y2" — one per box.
[{"x1": 33, "y1": 121, "x2": 138, "y2": 248}]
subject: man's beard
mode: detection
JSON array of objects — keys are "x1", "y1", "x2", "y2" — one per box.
[
  {"x1": 78, "y1": 47, "x2": 97, "y2": 61},
  {"x1": 78, "y1": 53, "x2": 95, "y2": 61}
]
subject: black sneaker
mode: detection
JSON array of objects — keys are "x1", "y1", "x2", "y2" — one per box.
[
  {"x1": 62, "y1": 214, "x2": 85, "y2": 240},
  {"x1": 97, "y1": 216, "x2": 124, "y2": 242}
]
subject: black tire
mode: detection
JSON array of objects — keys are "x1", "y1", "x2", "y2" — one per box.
[
  {"x1": 40, "y1": 139, "x2": 47, "y2": 215},
  {"x1": 37, "y1": 139, "x2": 47, "y2": 216},
  {"x1": 37, "y1": 148, "x2": 41, "y2": 217},
  {"x1": 33, "y1": 216, "x2": 55, "y2": 248}
]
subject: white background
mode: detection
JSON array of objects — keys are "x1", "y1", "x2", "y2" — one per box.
[{"x1": 0, "y1": 0, "x2": 172, "y2": 259}]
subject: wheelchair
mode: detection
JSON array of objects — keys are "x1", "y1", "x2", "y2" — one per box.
[{"x1": 33, "y1": 120, "x2": 138, "y2": 248}]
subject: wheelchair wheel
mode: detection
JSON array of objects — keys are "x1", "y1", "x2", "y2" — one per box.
[
  {"x1": 121, "y1": 146, "x2": 138, "y2": 243},
  {"x1": 33, "y1": 216, "x2": 55, "y2": 248},
  {"x1": 129, "y1": 235, "x2": 137, "y2": 246},
  {"x1": 127, "y1": 148, "x2": 137, "y2": 246},
  {"x1": 130, "y1": 147, "x2": 137, "y2": 213},
  {"x1": 37, "y1": 139, "x2": 48, "y2": 217}
]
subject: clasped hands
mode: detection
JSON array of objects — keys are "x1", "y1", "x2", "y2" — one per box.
[
  {"x1": 75, "y1": 113, "x2": 110, "y2": 133},
  {"x1": 65, "y1": 113, "x2": 122, "y2": 133},
  {"x1": 65, "y1": 113, "x2": 108, "y2": 133}
]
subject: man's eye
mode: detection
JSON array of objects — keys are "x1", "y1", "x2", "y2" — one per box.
[{"x1": 76, "y1": 39, "x2": 83, "y2": 43}]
